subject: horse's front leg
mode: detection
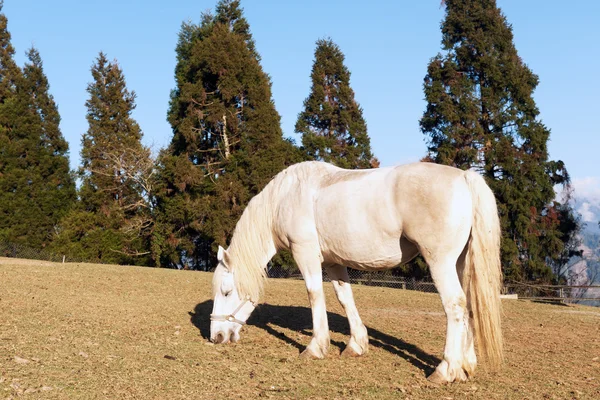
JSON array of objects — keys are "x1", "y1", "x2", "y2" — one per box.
[
  {"x1": 293, "y1": 244, "x2": 330, "y2": 359},
  {"x1": 325, "y1": 264, "x2": 368, "y2": 357}
]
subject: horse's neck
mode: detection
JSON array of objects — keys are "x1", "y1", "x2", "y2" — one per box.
[
  {"x1": 228, "y1": 196, "x2": 277, "y2": 270},
  {"x1": 229, "y1": 232, "x2": 277, "y2": 268}
]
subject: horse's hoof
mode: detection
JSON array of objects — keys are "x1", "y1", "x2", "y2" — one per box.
[
  {"x1": 455, "y1": 368, "x2": 468, "y2": 382},
  {"x1": 299, "y1": 348, "x2": 322, "y2": 359},
  {"x1": 428, "y1": 367, "x2": 469, "y2": 384},
  {"x1": 462, "y1": 360, "x2": 477, "y2": 377},
  {"x1": 341, "y1": 346, "x2": 362, "y2": 357},
  {"x1": 427, "y1": 370, "x2": 447, "y2": 385}
]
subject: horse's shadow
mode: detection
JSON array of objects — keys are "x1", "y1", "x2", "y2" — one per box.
[{"x1": 190, "y1": 300, "x2": 439, "y2": 376}]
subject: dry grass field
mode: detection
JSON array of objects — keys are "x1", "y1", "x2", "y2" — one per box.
[{"x1": 1, "y1": 257, "x2": 599, "y2": 399}]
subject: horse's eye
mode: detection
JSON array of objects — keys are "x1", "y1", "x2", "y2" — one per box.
[{"x1": 221, "y1": 277, "x2": 233, "y2": 297}]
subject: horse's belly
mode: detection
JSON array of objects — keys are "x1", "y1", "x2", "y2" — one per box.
[{"x1": 320, "y1": 235, "x2": 406, "y2": 270}]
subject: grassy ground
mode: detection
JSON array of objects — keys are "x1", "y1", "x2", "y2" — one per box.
[{"x1": 1, "y1": 257, "x2": 599, "y2": 399}]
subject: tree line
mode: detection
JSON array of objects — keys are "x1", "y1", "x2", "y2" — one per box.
[{"x1": 0, "y1": 0, "x2": 582, "y2": 283}]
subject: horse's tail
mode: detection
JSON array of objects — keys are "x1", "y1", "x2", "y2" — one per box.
[{"x1": 463, "y1": 171, "x2": 503, "y2": 370}]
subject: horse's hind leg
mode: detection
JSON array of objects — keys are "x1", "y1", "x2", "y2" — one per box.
[
  {"x1": 292, "y1": 243, "x2": 330, "y2": 359},
  {"x1": 424, "y1": 252, "x2": 471, "y2": 384},
  {"x1": 325, "y1": 265, "x2": 368, "y2": 357}
]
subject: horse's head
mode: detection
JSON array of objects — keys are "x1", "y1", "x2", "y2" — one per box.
[{"x1": 210, "y1": 245, "x2": 256, "y2": 343}]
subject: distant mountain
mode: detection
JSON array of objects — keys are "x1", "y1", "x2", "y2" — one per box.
[
  {"x1": 570, "y1": 181, "x2": 600, "y2": 284},
  {"x1": 572, "y1": 178, "x2": 600, "y2": 234},
  {"x1": 579, "y1": 234, "x2": 600, "y2": 284},
  {"x1": 579, "y1": 206, "x2": 600, "y2": 234}
]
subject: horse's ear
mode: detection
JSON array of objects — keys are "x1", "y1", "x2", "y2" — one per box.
[
  {"x1": 217, "y1": 245, "x2": 231, "y2": 270},
  {"x1": 217, "y1": 245, "x2": 225, "y2": 262}
]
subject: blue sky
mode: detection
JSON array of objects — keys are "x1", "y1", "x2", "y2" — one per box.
[{"x1": 4, "y1": 0, "x2": 599, "y2": 215}]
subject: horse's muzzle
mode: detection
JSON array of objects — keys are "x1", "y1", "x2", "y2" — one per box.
[
  {"x1": 211, "y1": 332, "x2": 226, "y2": 344},
  {"x1": 210, "y1": 330, "x2": 238, "y2": 344}
]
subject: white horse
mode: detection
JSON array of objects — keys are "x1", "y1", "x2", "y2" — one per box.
[{"x1": 210, "y1": 161, "x2": 502, "y2": 383}]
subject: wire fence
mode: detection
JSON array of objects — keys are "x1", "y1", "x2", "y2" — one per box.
[
  {"x1": 504, "y1": 282, "x2": 600, "y2": 306},
  {"x1": 266, "y1": 265, "x2": 438, "y2": 293},
  {"x1": 0, "y1": 240, "x2": 100, "y2": 264},
  {"x1": 1, "y1": 240, "x2": 598, "y2": 305},
  {"x1": 267, "y1": 266, "x2": 600, "y2": 305}
]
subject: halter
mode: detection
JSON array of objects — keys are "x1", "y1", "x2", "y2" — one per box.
[{"x1": 210, "y1": 297, "x2": 256, "y2": 326}]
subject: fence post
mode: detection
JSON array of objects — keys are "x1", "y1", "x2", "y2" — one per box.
[
  {"x1": 559, "y1": 287, "x2": 565, "y2": 304},
  {"x1": 63, "y1": 255, "x2": 66, "y2": 263}
]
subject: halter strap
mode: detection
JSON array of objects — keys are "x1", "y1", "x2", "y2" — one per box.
[{"x1": 210, "y1": 297, "x2": 255, "y2": 326}]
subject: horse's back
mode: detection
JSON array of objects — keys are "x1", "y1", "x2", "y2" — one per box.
[
  {"x1": 304, "y1": 162, "x2": 473, "y2": 268},
  {"x1": 313, "y1": 162, "x2": 471, "y2": 229}
]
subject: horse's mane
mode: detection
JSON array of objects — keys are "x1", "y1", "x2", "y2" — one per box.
[{"x1": 227, "y1": 162, "x2": 332, "y2": 301}]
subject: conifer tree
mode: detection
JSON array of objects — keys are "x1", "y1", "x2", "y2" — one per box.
[
  {"x1": 53, "y1": 53, "x2": 153, "y2": 264},
  {"x1": 21, "y1": 48, "x2": 76, "y2": 242},
  {"x1": 420, "y1": 0, "x2": 579, "y2": 282},
  {"x1": 0, "y1": 2, "x2": 18, "y2": 102},
  {"x1": 0, "y1": 5, "x2": 28, "y2": 245},
  {"x1": 0, "y1": 5, "x2": 75, "y2": 249},
  {"x1": 154, "y1": 0, "x2": 301, "y2": 268},
  {"x1": 296, "y1": 38, "x2": 377, "y2": 169}
]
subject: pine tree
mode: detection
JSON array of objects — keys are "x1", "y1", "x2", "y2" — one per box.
[
  {"x1": 420, "y1": 0, "x2": 579, "y2": 282},
  {"x1": 0, "y1": 4, "x2": 75, "y2": 249},
  {"x1": 53, "y1": 53, "x2": 153, "y2": 265},
  {"x1": 21, "y1": 48, "x2": 76, "y2": 243},
  {"x1": 0, "y1": 5, "x2": 27, "y2": 245},
  {"x1": 153, "y1": 0, "x2": 301, "y2": 269},
  {"x1": 296, "y1": 38, "x2": 377, "y2": 169},
  {"x1": 0, "y1": 2, "x2": 19, "y2": 102}
]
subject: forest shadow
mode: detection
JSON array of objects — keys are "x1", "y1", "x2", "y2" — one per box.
[{"x1": 190, "y1": 300, "x2": 439, "y2": 376}]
